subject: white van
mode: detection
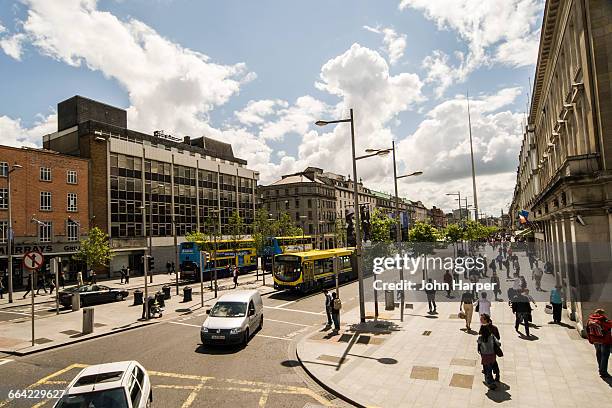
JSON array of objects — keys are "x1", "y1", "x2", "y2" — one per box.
[{"x1": 201, "y1": 290, "x2": 263, "y2": 346}]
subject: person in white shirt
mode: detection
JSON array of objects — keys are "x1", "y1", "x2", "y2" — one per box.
[{"x1": 476, "y1": 292, "x2": 492, "y2": 317}]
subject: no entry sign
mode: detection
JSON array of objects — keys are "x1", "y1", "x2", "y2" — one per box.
[{"x1": 23, "y1": 250, "x2": 44, "y2": 271}]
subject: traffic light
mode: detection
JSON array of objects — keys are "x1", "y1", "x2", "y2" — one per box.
[{"x1": 148, "y1": 256, "x2": 155, "y2": 271}]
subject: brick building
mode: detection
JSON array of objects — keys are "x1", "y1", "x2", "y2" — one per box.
[
  {"x1": 0, "y1": 146, "x2": 89, "y2": 289},
  {"x1": 44, "y1": 96, "x2": 258, "y2": 276}
]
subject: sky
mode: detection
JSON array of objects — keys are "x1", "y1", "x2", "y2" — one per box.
[{"x1": 0, "y1": 0, "x2": 544, "y2": 217}]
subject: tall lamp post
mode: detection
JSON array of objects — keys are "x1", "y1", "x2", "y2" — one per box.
[
  {"x1": 138, "y1": 206, "x2": 149, "y2": 319},
  {"x1": 6, "y1": 163, "x2": 22, "y2": 303},
  {"x1": 299, "y1": 215, "x2": 308, "y2": 251},
  {"x1": 316, "y1": 109, "x2": 369, "y2": 323},
  {"x1": 365, "y1": 144, "x2": 422, "y2": 322}
]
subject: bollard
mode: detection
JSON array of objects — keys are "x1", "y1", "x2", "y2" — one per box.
[
  {"x1": 162, "y1": 285, "x2": 171, "y2": 300},
  {"x1": 82, "y1": 307, "x2": 94, "y2": 334},
  {"x1": 385, "y1": 290, "x2": 395, "y2": 310},
  {"x1": 183, "y1": 286, "x2": 192, "y2": 302},
  {"x1": 71, "y1": 292, "x2": 81, "y2": 312},
  {"x1": 133, "y1": 289, "x2": 143, "y2": 306}
]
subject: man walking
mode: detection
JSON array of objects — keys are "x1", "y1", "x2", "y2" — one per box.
[
  {"x1": 0, "y1": 273, "x2": 5, "y2": 299},
  {"x1": 22, "y1": 274, "x2": 32, "y2": 298},
  {"x1": 425, "y1": 278, "x2": 436, "y2": 313},
  {"x1": 331, "y1": 292, "x2": 341, "y2": 332},
  {"x1": 513, "y1": 291, "x2": 532, "y2": 337},
  {"x1": 166, "y1": 261, "x2": 171, "y2": 275},
  {"x1": 533, "y1": 264, "x2": 544, "y2": 291},
  {"x1": 120, "y1": 265, "x2": 126, "y2": 284},
  {"x1": 36, "y1": 273, "x2": 47, "y2": 295},
  {"x1": 125, "y1": 267, "x2": 130, "y2": 284},
  {"x1": 586, "y1": 308, "x2": 611, "y2": 378},
  {"x1": 323, "y1": 289, "x2": 333, "y2": 327},
  {"x1": 171, "y1": 262, "x2": 176, "y2": 274},
  {"x1": 233, "y1": 266, "x2": 239, "y2": 288}
]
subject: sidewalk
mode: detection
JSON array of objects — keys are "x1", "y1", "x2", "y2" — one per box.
[{"x1": 0, "y1": 273, "x2": 274, "y2": 355}]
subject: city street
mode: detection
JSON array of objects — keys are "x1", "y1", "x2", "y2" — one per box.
[{"x1": 0, "y1": 281, "x2": 360, "y2": 407}]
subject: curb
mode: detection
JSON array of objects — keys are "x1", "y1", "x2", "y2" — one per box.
[
  {"x1": 1, "y1": 320, "x2": 160, "y2": 356},
  {"x1": 294, "y1": 329, "x2": 367, "y2": 408}
]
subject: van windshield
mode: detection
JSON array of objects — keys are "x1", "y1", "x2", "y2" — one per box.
[{"x1": 209, "y1": 301, "x2": 247, "y2": 317}]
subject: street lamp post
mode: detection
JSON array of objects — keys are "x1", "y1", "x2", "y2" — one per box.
[
  {"x1": 316, "y1": 109, "x2": 367, "y2": 323},
  {"x1": 210, "y1": 209, "x2": 220, "y2": 296},
  {"x1": 6, "y1": 164, "x2": 22, "y2": 303},
  {"x1": 138, "y1": 206, "x2": 149, "y2": 320},
  {"x1": 299, "y1": 215, "x2": 308, "y2": 251},
  {"x1": 30, "y1": 217, "x2": 46, "y2": 345},
  {"x1": 366, "y1": 143, "x2": 422, "y2": 322}
]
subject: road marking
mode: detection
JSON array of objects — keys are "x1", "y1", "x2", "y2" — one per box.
[
  {"x1": 259, "y1": 388, "x2": 270, "y2": 407},
  {"x1": 265, "y1": 318, "x2": 311, "y2": 327},
  {"x1": 168, "y1": 321, "x2": 200, "y2": 328},
  {"x1": 181, "y1": 379, "x2": 206, "y2": 408},
  {"x1": 257, "y1": 334, "x2": 291, "y2": 341},
  {"x1": 263, "y1": 306, "x2": 324, "y2": 315},
  {"x1": 276, "y1": 300, "x2": 298, "y2": 308},
  {"x1": 31, "y1": 399, "x2": 50, "y2": 408},
  {"x1": 0, "y1": 359, "x2": 14, "y2": 366}
]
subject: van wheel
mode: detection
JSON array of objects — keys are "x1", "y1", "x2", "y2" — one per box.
[
  {"x1": 243, "y1": 328, "x2": 250, "y2": 346},
  {"x1": 258, "y1": 316, "x2": 263, "y2": 331},
  {"x1": 115, "y1": 293, "x2": 123, "y2": 301}
]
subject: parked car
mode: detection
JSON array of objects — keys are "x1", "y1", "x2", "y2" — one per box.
[
  {"x1": 59, "y1": 285, "x2": 129, "y2": 308},
  {"x1": 53, "y1": 360, "x2": 152, "y2": 408},
  {"x1": 200, "y1": 290, "x2": 263, "y2": 346}
]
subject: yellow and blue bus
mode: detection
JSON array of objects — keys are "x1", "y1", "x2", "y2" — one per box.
[
  {"x1": 262, "y1": 235, "x2": 315, "y2": 271},
  {"x1": 273, "y1": 248, "x2": 356, "y2": 293},
  {"x1": 179, "y1": 238, "x2": 257, "y2": 281}
]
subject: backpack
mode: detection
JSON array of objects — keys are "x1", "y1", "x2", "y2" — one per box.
[
  {"x1": 586, "y1": 316, "x2": 611, "y2": 344},
  {"x1": 333, "y1": 298, "x2": 342, "y2": 311}
]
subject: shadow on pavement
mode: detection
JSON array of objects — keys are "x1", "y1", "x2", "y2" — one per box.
[
  {"x1": 280, "y1": 359, "x2": 301, "y2": 368},
  {"x1": 460, "y1": 328, "x2": 479, "y2": 335},
  {"x1": 485, "y1": 381, "x2": 511, "y2": 402},
  {"x1": 194, "y1": 344, "x2": 244, "y2": 355},
  {"x1": 345, "y1": 320, "x2": 401, "y2": 335},
  {"x1": 518, "y1": 333, "x2": 539, "y2": 341}
]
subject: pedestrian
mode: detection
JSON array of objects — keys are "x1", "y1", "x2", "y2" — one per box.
[
  {"x1": 490, "y1": 273, "x2": 501, "y2": 301},
  {"x1": 460, "y1": 290, "x2": 474, "y2": 331},
  {"x1": 544, "y1": 261, "x2": 554, "y2": 275},
  {"x1": 120, "y1": 265, "x2": 126, "y2": 284},
  {"x1": 125, "y1": 267, "x2": 130, "y2": 284},
  {"x1": 425, "y1": 278, "x2": 437, "y2": 313},
  {"x1": 475, "y1": 292, "x2": 492, "y2": 318},
  {"x1": 36, "y1": 273, "x2": 47, "y2": 295},
  {"x1": 323, "y1": 289, "x2": 333, "y2": 327},
  {"x1": 513, "y1": 291, "x2": 532, "y2": 337},
  {"x1": 496, "y1": 253, "x2": 503, "y2": 271},
  {"x1": 22, "y1": 274, "x2": 32, "y2": 298},
  {"x1": 520, "y1": 275, "x2": 528, "y2": 291},
  {"x1": 77, "y1": 270, "x2": 84, "y2": 286},
  {"x1": 166, "y1": 261, "x2": 171, "y2": 275},
  {"x1": 479, "y1": 313, "x2": 502, "y2": 383},
  {"x1": 477, "y1": 323, "x2": 501, "y2": 389},
  {"x1": 331, "y1": 292, "x2": 341, "y2": 332},
  {"x1": 503, "y1": 258, "x2": 511, "y2": 278},
  {"x1": 171, "y1": 262, "x2": 176, "y2": 274},
  {"x1": 0, "y1": 273, "x2": 4, "y2": 299},
  {"x1": 585, "y1": 308, "x2": 611, "y2": 378},
  {"x1": 90, "y1": 269, "x2": 97, "y2": 284},
  {"x1": 533, "y1": 264, "x2": 544, "y2": 291},
  {"x1": 233, "y1": 266, "x2": 239, "y2": 288},
  {"x1": 443, "y1": 270, "x2": 453, "y2": 298},
  {"x1": 550, "y1": 285, "x2": 563, "y2": 324},
  {"x1": 48, "y1": 276, "x2": 56, "y2": 295},
  {"x1": 528, "y1": 253, "x2": 535, "y2": 270},
  {"x1": 469, "y1": 271, "x2": 479, "y2": 301},
  {"x1": 482, "y1": 254, "x2": 488, "y2": 278}
]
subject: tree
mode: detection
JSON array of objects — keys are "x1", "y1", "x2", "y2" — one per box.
[
  {"x1": 370, "y1": 208, "x2": 395, "y2": 244},
  {"x1": 185, "y1": 231, "x2": 206, "y2": 243},
  {"x1": 334, "y1": 218, "x2": 347, "y2": 248},
  {"x1": 228, "y1": 211, "x2": 244, "y2": 266},
  {"x1": 443, "y1": 223, "x2": 463, "y2": 257},
  {"x1": 252, "y1": 208, "x2": 272, "y2": 258},
  {"x1": 73, "y1": 227, "x2": 113, "y2": 271},
  {"x1": 408, "y1": 221, "x2": 439, "y2": 279}
]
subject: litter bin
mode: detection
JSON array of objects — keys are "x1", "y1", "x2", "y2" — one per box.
[
  {"x1": 385, "y1": 290, "x2": 395, "y2": 310},
  {"x1": 183, "y1": 286, "x2": 192, "y2": 302},
  {"x1": 133, "y1": 289, "x2": 143, "y2": 306},
  {"x1": 162, "y1": 285, "x2": 171, "y2": 300},
  {"x1": 155, "y1": 291, "x2": 165, "y2": 308},
  {"x1": 72, "y1": 292, "x2": 81, "y2": 312},
  {"x1": 82, "y1": 307, "x2": 94, "y2": 334}
]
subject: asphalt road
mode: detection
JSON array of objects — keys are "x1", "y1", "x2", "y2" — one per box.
[{"x1": 0, "y1": 281, "x2": 359, "y2": 408}]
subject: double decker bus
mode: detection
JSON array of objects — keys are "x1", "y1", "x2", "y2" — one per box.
[
  {"x1": 273, "y1": 248, "x2": 356, "y2": 293},
  {"x1": 179, "y1": 238, "x2": 257, "y2": 281},
  {"x1": 262, "y1": 235, "x2": 315, "y2": 271}
]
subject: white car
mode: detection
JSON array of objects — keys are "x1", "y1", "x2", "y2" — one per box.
[
  {"x1": 54, "y1": 360, "x2": 152, "y2": 408},
  {"x1": 201, "y1": 290, "x2": 264, "y2": 346}
]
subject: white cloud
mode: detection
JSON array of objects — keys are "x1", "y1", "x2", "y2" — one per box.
[
  {"x1": 363, "y1": 25, "x2": 407, "y2": 65},
  {"x1": 234, "y1": 99, "x2": 288, "y2": 126},
  {"x1": 0, "y1": 112, "x2": 57, "y2": 147},
  {"x1": 258, "y1": 96, "x2": 330, "y2": 141},
  {"x1": 0, "y1": 33, "x2": 27, "y2": 60},
  {"x1": 401, "y1": 0, "x2": 543, "y2": 95}
]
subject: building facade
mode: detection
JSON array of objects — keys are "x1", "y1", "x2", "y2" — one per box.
[
  {"x1": 44, "y1": 96, "x2": 258, "y2": 276},
  {"x1": 510, "y1": 0, "x2": 612, "y2": 331},
  {"x1": 0, "y1": 146, "x2": 89, "y2": 288}
]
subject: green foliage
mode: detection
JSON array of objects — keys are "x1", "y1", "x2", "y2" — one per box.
[
  {"x1": 408, "y1": 221, "x2": 439, "y2": 255},
  {"x1": 443, "y1": 224, "x2": 463, "y2": 243},
  {"x1": 73, "y1": 227, "x2": 113, "y2": 270},
  {"x1": 334, "y1": 218, "x2": 347, "y2": 248},
  {"x1": 185, "y1": 231, "x2": 206, "y2": 242},
  {"x1": 252, "y1": 208, "x2": 272, "y2": 256},
  {"x1": 370, "y1": 208, "x2": 395, "y2": 243}
]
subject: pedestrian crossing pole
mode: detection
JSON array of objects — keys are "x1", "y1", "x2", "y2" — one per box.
[
  {"x1": 51, "y1": 257, "x2": 59, "y2": 315},
  {"x1": 199, "y1": 251, "x2": 207, "y2": 307}
]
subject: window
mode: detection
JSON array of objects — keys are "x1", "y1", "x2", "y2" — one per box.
[
  {"x1": 0, "y1": 221, "x2": 7, "y2": 243},
  {"x1": 0, "y1": 188, "x2": 7, "y2": 210},
  {"x1": 0, "y1": 162, "x2": 8, "y2": 177},
  {"x1": 38, "y1": 222, "x2": 52, "y2": 243},
  {"x1": 40, "y1": 192, "x2": 52, "y2": 211},
  {"x1": 67, "y1": 170, "x2": 77, "y2": 184},
  {"x1": 67, "y1": 193, "x2": 78, "y2": 212},
  {"x1": 67, "y1": 220, "x2": 79, "y2": 242},
  {"x1": 40, "y1": 167, "x2": 51, "y2": 181}
]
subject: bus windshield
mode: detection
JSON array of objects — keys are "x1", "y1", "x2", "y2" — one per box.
[{"x1": 274, "y1": 256, "x2": 302, "y2": 282}]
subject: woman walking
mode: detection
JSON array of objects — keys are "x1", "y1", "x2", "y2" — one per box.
[
  {"x1": 478, "y1": 316, "x2": 502, "y2": 388},
  {"x1": 550, "y1": 285, "x2": 563, "y2": 324}
]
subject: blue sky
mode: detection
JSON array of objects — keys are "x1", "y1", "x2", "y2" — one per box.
[{"x1": 0, "y1": 0, "x2": 544, "y2": 214}]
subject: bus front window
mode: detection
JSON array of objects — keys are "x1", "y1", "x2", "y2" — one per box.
[{"x1": 274, "y1": 256, "x2": 301, "y2": 282}]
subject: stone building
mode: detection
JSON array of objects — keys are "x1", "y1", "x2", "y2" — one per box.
[
  {"x1": 0, "y1": 145, "x2": 89, "y2": 288},
  {"x1": 44, "y1": 96, "x2": 258, "y2": 276},
  {"x1": 510, "y1": 0, "x2": 612, "y2": 331}
]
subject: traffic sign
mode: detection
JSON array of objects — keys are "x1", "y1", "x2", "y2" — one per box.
[{"x1": 23, "y1": 250, "x2": 44, "y2": 270}]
